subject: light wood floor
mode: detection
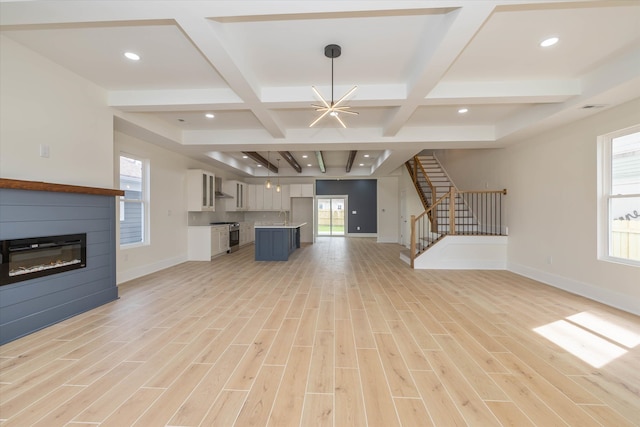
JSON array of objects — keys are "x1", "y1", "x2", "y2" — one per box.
[{"x1": 1, "y1": 237, "x2": 639, "y2": 426}]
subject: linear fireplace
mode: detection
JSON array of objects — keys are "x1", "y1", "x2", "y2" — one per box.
[{"x1": 0, "y1": 233, "x2": 87, "y2": 286}]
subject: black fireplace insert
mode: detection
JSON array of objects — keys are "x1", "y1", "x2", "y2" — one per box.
[{"x1": 0, "y1": 233, "x2": 87, "y2": 286}]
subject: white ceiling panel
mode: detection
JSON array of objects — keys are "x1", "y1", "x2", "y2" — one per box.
[{"x1": 3, "y1": 23, "x2": 227, "y2": 90}]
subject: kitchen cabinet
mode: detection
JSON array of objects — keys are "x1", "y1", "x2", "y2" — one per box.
[
  {"x1": 187, "y1": 170, "x2": 215, "y2": 211},
  {"x1": 247, "y1": 184, "x2": 292, "y2": 211},
  {"x1": 253, "y1": 184, "x2": 264, "y2": 210},
  {"x1": 254, "y1": 223, "x2": 305, "y2": 261},
  {"x1": 247, "y1": 184, "x2": 256, "y2": 210},
  {"x1": 263, "y1": 185, "x2": 273, "y2": 210},
  {"x1": 273, "y1": 184, "x2": 290, "y2": 211},
  {"x1": 188, "y1": 225, "x2": 228, "y2": 260},
  {"x1": 239, "y1": 222, "x2": 255, "y2": 246},
  {"x1": 251, "y1": 184, "x2": 272, "y2": 210},
  {"x1": 223, "y1": 180, "x2": 248, "y2": 211},
  {"x1": 212, "y1": 225, "x2": 230, "y2": 255},
  {"x1": 290, "y1": 183, "x2": 314, "y2": 197}
]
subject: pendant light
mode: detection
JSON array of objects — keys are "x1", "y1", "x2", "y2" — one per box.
[
  {"x1": 310, "y1": 44, "x2": 358, "y2": 128},
  {"x1": 265, "y1": 151, "x2": 272, "y2": 189},
  {"x1": 276, "y1": 158, "x2": 281, "y2": 193}
]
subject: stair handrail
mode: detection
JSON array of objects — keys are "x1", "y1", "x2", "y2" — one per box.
[
  {"x1": 410, "y1": 189, "x2": 452, "y2": 267},
  {"x1": 406, "y1": 156, "x2": 439, "y2": 230},
  {"x1": 409, "y1": 188, "x2": 508, "y2": 267},
  {"x1": 414, "y1": 156, "x2": 437, "y2": 206},
  {"x1": 405, "y1": 163, "x2": 428, "y2": 211}
]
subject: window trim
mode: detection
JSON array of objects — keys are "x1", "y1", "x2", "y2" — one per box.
[
  {"x1": 598, "y1": 124, "x2": 640, "y2": 266},
  {"x1": 119, "y1": 152, "x2": 150, "y2": 248}
]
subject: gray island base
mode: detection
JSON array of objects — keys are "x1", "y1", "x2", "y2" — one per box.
[{"x1": 254, "y1": 222, "x2": 307, "y2": 261}]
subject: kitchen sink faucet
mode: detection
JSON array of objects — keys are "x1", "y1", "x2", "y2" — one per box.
[{"x1": 278, "y1": 210, "x2": 289, "y2": 225}]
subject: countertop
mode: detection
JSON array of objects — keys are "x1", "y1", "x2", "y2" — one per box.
[{"x1": 254, "y1": 222, "x2": 307, "y2": 229}]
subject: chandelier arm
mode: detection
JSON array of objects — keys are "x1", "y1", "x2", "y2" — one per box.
[
  {"x1": 332, "y1": 86, "x2": 358, "y2": 108},
  {"x1": 334, "y1": 113, "x2": 347, "y2": 128},
  {"x1": 311, "y1": 86, "x2": 330, "y2": 108},
  {"x1": 309, "y1": 109, "x2": 333, "y2": 127},
  {"x1": 337, "y1": 110, "x2": 359, "y2": 116}
]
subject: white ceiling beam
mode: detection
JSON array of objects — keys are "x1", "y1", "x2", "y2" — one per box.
[
  {"x1": 425, "y1": 80, "x2": 581, "y2": 104},
  {"x1": 261, "y1": 84, "x2": 406, "y2": 106},
  {"x1": 0, "y1": 1, "x2": 599, "y2": 27},
  {"x1": 175, "y1": 14, "x2": 286, "y2": 138},
  {"x1": 108, "y1": 79, "x2": 580, "y2": 112},
  {"x1": 182, "y1": 125, "x2": 495, "y2": 146},
  {"x1": 108, "y1": 88, "x2": 243, "y2": 111},
  {"x1": 383, "y1": 3, "x2": 495, "y2": 137},
  {"x1": 0, "y1": 1, "x2": 486, "y2": 27}
]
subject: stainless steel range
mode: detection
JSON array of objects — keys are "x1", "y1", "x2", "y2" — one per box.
[{"x1": 210, "y1": 222, "x2": 240, "y2": 253}]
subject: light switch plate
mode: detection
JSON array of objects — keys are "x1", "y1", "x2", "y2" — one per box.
[{"x1": 39, "y1": 144, "x2": 50, "y2": 158}]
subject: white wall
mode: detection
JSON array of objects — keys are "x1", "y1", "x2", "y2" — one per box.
[
  {"x1": 115, "y1": 131, "x2": 234, "y2": 284},
  {"x1": 0, "y1": 35, "x2": 114, "y2": 188},
  {"x1": 377, "y1": 176, "x2": 400, "y2": 243},
  {"x1": 436, "y1": 98, "x2": 640, "y2": 314}
]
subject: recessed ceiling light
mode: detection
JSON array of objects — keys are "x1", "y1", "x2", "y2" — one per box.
[
  {"x1": 124, "y1": 52, "x2": 140, "y2": 61},
  {"x1": 364, "y1": 154, "x2": 370, "y2": 158},
  {"x1": 359, "y1": 163, "x2": 364, "y2": 166},
  {"x1": 205, "y1": 113, "x2": 214, "y2": 119},
  {"x1": 242, "y1": 155, "x2": 248, "y2": 159},
  {"x1": 540, "y1": 37, "x2": 559, "y2": 47},
  {"x1": 458, "y1": 108, "x2": 468, "y2": 114},
  {"x1": 257, "y1": 164, "x2": 262, "y2": 167},
  {"x1": 302, "y1": 155, "x2": 308, "y2": 159},
  {"x1": 307, "y1": 164, "x2": 312, "y2": 167}
]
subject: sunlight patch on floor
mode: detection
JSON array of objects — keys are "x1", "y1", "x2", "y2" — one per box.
[
  {"x1": 533, "y1": 311, "x2": 636, "y2": 368},
  {"x1": 566, "y1": 311, "x2": 640, "y2": 348}
]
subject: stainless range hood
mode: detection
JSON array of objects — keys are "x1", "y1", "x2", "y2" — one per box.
[{"x1": 215, "y1": 177, "x2": 234, "y2": 199}]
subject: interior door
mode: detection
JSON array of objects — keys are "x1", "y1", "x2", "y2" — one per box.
[{"x1": 317, "y1": 197, "x2": 346, "y2": 236}]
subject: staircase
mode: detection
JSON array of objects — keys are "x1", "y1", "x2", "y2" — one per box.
[
  {"x1": 406, "y1": 154, "x2": 478, "y2": 235},
  {"x1": 403, "y1": 154, "x2": 508, "y2": 268}
]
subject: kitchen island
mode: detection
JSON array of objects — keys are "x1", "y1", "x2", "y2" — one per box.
[{"x1": 254, "y1": 222, "x2": 307, "y2": 261}]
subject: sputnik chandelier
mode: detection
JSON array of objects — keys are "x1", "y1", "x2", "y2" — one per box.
[{"x1": 310, "y1": 44, "x2": 358, "y2": 128}]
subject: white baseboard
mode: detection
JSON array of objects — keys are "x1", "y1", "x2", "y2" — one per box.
[
  {"x1": 347, "y1": 233, "x2": 377, "y2": 238},
  {"x1": 117, "y1": 254, "x2": 188, "y2": 285},
  {"x1": 508, "y1": 262, "x2": 640, "y2": 316}
]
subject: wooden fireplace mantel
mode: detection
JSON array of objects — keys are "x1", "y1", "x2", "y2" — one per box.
[{"x1": 0, "y1": 178, "x2": 124, "y2": 197}]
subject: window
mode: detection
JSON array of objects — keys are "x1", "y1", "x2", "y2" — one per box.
[
  {"x1": 599, "y1": 126, "x2": 640, "y2": 265},
  {"x1": 119, "y1": 154, "x2": 148, "y2": 246}
]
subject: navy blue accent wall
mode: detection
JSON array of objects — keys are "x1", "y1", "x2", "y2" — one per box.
[
  {"x1": 315, "y1": 179, "x2": 377, "y2": 234},
  {"x1": 0, "y1": 189, "x2": 119, "y2": 344}
]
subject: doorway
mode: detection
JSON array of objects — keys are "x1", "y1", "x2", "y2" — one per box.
[{"x1": 317, "y1": 197, "x2": 346, "y2": 236}]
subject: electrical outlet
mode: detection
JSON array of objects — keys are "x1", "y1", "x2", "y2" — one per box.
[{"x1": 546, "y1": 256, "x2": 553, "y2": 265}]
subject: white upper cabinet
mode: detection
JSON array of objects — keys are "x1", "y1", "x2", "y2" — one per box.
[
  {"x1": 274, "y1": 184, "x2": 290, "y2": 211},
  {"x1": 249, "y1": 184, "x2": 290, "y2": 210},
  {"x1": 290, "y1": 183, "x2": 314, "y2": 197},
  {"x1": 187, "y1": 169, "x2": 215, "y2": 211},
  {"x1": 223, "y1": 180, "x2": 248, "y2": 211},
  {"x1": 247, "y1": 184, "x2": 256, "y2": 211}
]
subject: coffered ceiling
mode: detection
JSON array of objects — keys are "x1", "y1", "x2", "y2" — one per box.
[{"x1": 1, "y1": 1, "x2": 639, "y2": 178}]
